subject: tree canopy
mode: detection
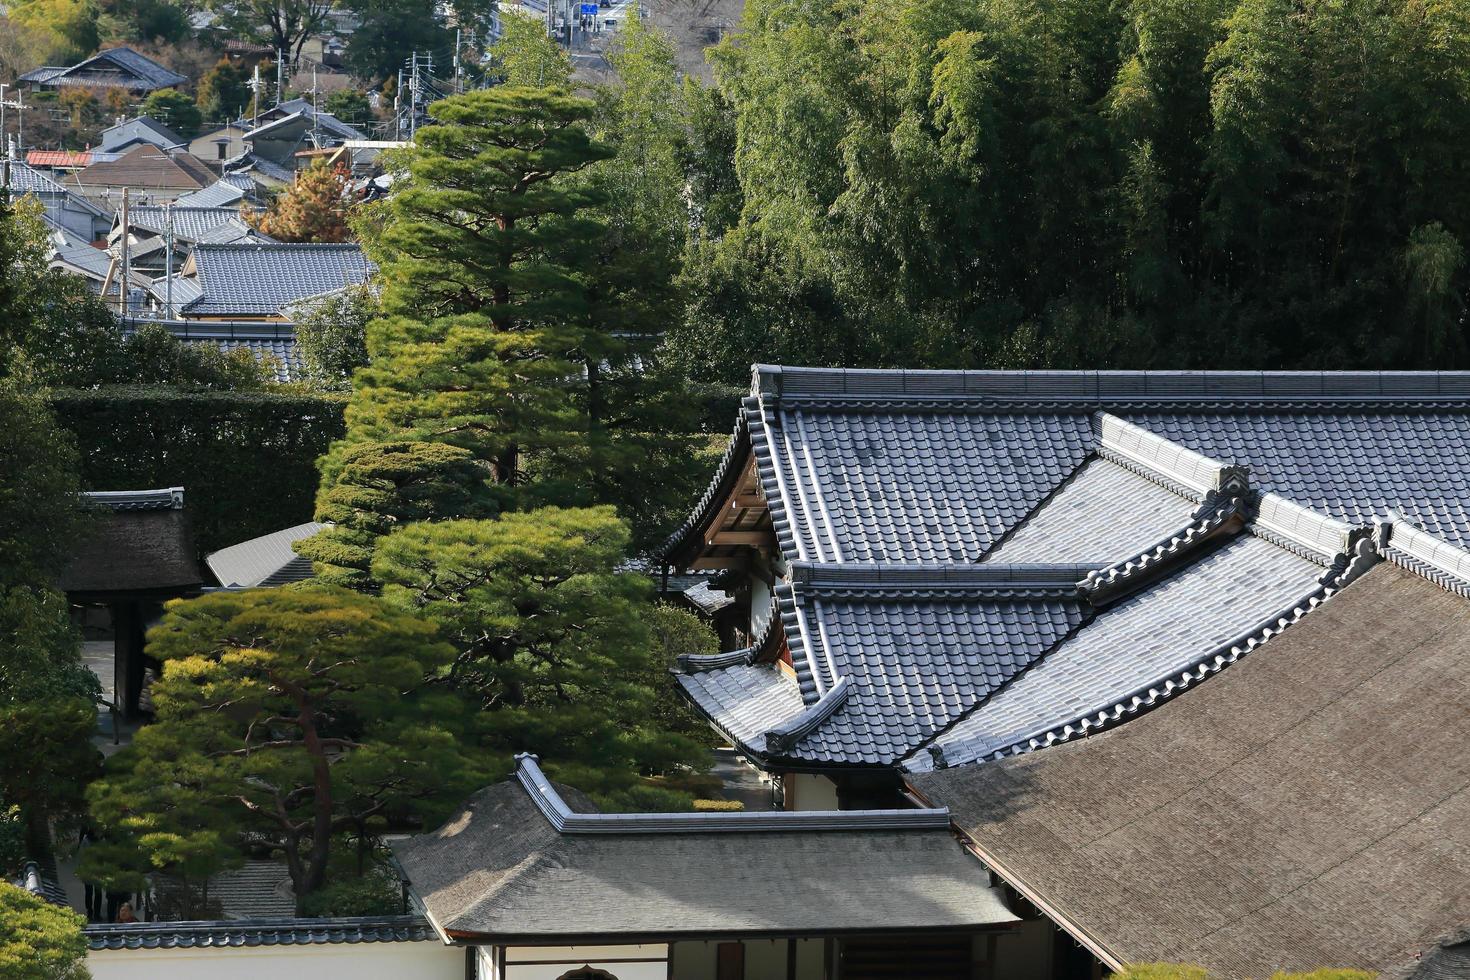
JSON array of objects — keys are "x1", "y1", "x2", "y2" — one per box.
[
  {"x1": 0, "y1": 884, "x2": 89, "y2": 980},
  {"x1": 86, "y1": 585, "x2": 482, "y2": 906}
]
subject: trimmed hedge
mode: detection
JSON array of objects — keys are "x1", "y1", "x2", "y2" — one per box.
[{"x1": 50, "y1": 387, "x2": 346, "y2": 556}]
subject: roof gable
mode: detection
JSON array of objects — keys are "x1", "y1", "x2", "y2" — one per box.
[{"x1": 183, "y1": 243, "x2": 373, "y2": 316}]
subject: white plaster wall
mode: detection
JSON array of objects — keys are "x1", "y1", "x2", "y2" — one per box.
[
  {"x1": 88, "y1": 939, "x2": 464, "y2": 980},
  {"x1": 749, "y1": 577, "x2": 772, "y2": 638},
  {"x1": 786, "y1": 773, "x2": 840, "y2": 811}
]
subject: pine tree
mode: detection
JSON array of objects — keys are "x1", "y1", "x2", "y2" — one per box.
[
  {"x1": 251, "y1": 159, "x2": 353, "y2": 244},
  {"x1": 85, "y1": 586, "x2": 482, "y2": 907}
]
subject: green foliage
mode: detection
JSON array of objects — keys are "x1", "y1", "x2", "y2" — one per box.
[
  {"x1": 9, "y1": 0, "x2": 99, "y2": 64},
  {"x1": 87, "y1": 586, "x2": 483, "y2": 906},
  {"x1": 487, "y1": 16, "x2": 572, "y2": 87},
  {"x1": 141, "y1": 88, "x2": 202, "y2": 138},
  {"x1": 343, "y1": 0, "x2": 491, "y2": 86},
  {"x1": 373, "y1": 507, "x2": 708, "y2": 797},
  {"x1": 297, "y1": 439, "x2": 503, "y2": 591},
  {"x1": 670, "y1": 0, "x2": 1470, "y2": 376},
  {"x1": 0, "y1": 387, "x2": 100, "y2": 872},
  {"x1": 323, "y1": 89, "x2": 373, "y2": 126},
  {"x1": 293, "y1": 284, "x2": 376, "y2": 387},
  {"x1": 296, "y1": 860, "x2": 402, "y2": 917},
  {"x1": 0, "y1": 883, "x2": 90, "y2": 980},
  {"x1": 196, "y1": 58, "x2": 252, "y2": 123},
  {"x1": 49, "y1": 387, "x2": 345, "y2": 555},
  {"x1": 644, "y1": 602, "x2": 722, "y2": 748}
]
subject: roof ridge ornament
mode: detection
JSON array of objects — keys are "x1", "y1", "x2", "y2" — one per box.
[
  {"x1": 1378, "y1": 517, "x2": 1470, "y2": 599},
  {"x1": 763, "y1": 677, "x2": 851, "y2": 755},
  {"x1": 1250, "y1": 493, "x2": 1365, "y2": 565},
  {"x1": 512, "y1": 752, "x2": 950, "y2": 833},
  {"x1": 787, "y1": 561, "x2": 1101, "y2": 598},
  {"x1": 674, "y1": 647, "x2": 757, "y2": 673},
  {"x1": 1093, "y1": 413, "x2": 1249, "y2": 501},
  {"x1": 1078, "y1": 490, "x2": 1250, "y2": 607}
]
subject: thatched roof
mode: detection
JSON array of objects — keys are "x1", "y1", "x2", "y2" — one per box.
[
  {"x1": 58, "y1": 489, "x2": 203, "y2": 598},
  {"x1": 910, "y1": 561, "x2": 1470, "y2": 980}
]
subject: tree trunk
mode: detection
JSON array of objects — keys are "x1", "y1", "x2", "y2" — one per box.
[{"x1": 295, "y1": 704, "x2": 335, "y2": 909}]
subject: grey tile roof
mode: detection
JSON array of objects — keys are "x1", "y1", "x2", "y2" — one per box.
[
  {"x1": 86, "y1": 915, "x2": 435, "y2": 950},
  {"x1": 121, "y1": 206, "x2": 250, "y2": 242},
  {"x1": 676, "y1": 662, "x2": 804, "y2": 754},
  {"x1": 101, "y1": 115, "x2": 185, "y2": 151},
  {"x1": 1124, "y1": 411, "x2": 1470, "y2": 549},
  {"x1": 391, "y1": 759, "x2": 1013, "y2": 941},
  {"x1": 20, "y1": 48, "x2": 185, "y2": 92},
  {"x1": 174, "y1": 181, "x2": 249, "y2": 210},
  {"x1": 909, "y1": 560, "x2": 1470, "y2": 980},
  {"x1": 206, "y1": 521, "x2": 323, "y2": 588},
  {"x1": 183, "y1": 243, "x2": 373, "y2": 316},
  {"x1": 985, "y1": 457, "x2": 1197, "y2": 563},
  {"x1": 911, "y1": 534, "x2": 1328, "y2": 771}
]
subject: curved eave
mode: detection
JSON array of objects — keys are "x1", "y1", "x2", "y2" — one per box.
[{"x1": 661, "y1": 413, "x2": 757, "y2": 569}]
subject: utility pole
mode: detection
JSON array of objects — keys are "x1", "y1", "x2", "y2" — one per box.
[
  {"x1": 163, "y1": 202, "x2": 175, "y2": 320},
  {"x1": 118, "y1": 187, "x2": 131, "y2": 315},
  {"x1": 277, "y1": 51, "x2": 285, "y2": 106},
  {"x1": 454, "y1": 28, "x2": 462, "y2": 95},
  {"x1": 251, "y1": 64, "x2": 262, "y2": 127},
  {"x1": 311, "y1": 64, "x2": 320, "y2": 146}
]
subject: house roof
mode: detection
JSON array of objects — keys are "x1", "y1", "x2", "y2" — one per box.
[
  {"x1": 115, "y1": 206, "x2": 254, "y2": 243},
  {"x1": 69, "y1": 144, "x2": 216, "y2": 192},
  {"x1": 19, "y1": 47, "x2": 186, "y2": 92},
  {"x1": 392, "y1": 755, "x2": 1012, "y2": 943},
  {"x1": 56, "y1": 488, "x2": 204, "y2": 597},
  {"x1": 26, "y1": 150, "x2": 94, "y2": 168},
  {"x1": 101, "y1": 115, "x2": 185, "y2": 152},
  {"x1": 206, "y1": 521, "x2": 323, "y2": 588},
  {"x1": 908, "y1": 528, "x2": 1470, "y2": 980},
  {"x1": 86, "y1": 915, "x2": 436, "y2": 951},
  {"x1": 3, "y1": 160, "x2": 109, "y2": 218},
  {"x1": 668, "y1": 369, "x2": 1470, "y2": 771},
  {"x1": 172, "y1": 177, "x2": 249, "y2": 208},
  {"x1": 180, "y1": 243, "x2": 373, "y2": 317},
  {"x1": 254, "y1": 99, "x2": 366, "y2": 141}
]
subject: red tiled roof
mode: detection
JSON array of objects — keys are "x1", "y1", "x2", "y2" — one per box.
[{"x1": 27, "y1": 150, "x2": 91, "y2": 167}]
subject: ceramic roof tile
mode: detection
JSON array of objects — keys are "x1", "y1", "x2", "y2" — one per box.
[
  {"x1": 985, "y1": 457, "x2": 1198, "y2": 563},
  {"x1": 183, "y1": 243, "x2": 372, "y2": 316},
  {"x1": 916, "y1": 535, "x2": 1326, "y2": 770},
  {"x1": 123, "y1": 206, "x2": 248, "y2": 242},
  {"x1": 676, "y1": 664, "x2": 804, "y2": 753},
  {"x1": 1124, "y1": 412, "x2": 1470, "y2": 549},
  {"x1": 790, "y1": 595, "x2": 1090, "y2": 764},
  {"x1": 86, "y1": 916, "x2": 435, "y2": 951},
  {"x1": 767, "y1": 410, "x2": 1094, "y2": 562}
]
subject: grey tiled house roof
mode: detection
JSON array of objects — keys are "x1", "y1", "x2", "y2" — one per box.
[
  {"x1": 20, "y1": 47, "x2": 186, "y2": 92},
  {"x1": 670, "y1": 368, "x2": 1469, "y2": 772},
  {"x1": 87, "y1": 915, "x2": 436, "y2": 951},
  {"x1": 180, "y1": 243, "x2": 373, "y2": 317}
]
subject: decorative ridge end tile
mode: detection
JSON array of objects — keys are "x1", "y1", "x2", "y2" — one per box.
[
  {"x1": 787, "y1": 561, "x2": 1099, "y2": 598},
  {"x1": 1094, "y1": 412, "x2": 1249, "y2": 501},
  {"x1": 1381, "y1": 517, "x2": 1470, "y2": 599},
  {"x1": 763, "y1": 677, "x2": 851, "y2": 755},
  {"x1": 1078, "y1": 491, "x2": 1250, "y2": 607},
  {"x1": 82, "y1": 487, "x2": 185, "y2": 511},
  {"x1": 1251, "y1": 493, "x2": 1364, "y2": 565}
]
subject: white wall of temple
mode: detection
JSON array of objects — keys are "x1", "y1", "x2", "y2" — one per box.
[
  {"x1": 784, "y1": 772, "x2": 841, "y2": 811},
  {"x1": 749, "y1": 576, "x2": 772, "y2": 639},
  {"x1": 494, "y1": 943, "x2": 670, "y2": 979},
  {"x1": 87, "y1": 939, "x2": 464, "y2": 980}
]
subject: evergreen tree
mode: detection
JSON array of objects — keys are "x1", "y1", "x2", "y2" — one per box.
[
  {"x1": 295, "y1": 440, "x2": 503, "y2": 591},
  {"x1": 250, "y1": 159, "x2": 353, "y2": 243},
  {"x1": 373, "y1": 507, "x2": 707, "y2": 799},
  {"x1": 140, "y1": 88, "x2": 202, "y2": 138},
  {"x1": 0, "y1": 884, "x2": 89, "y2": 980},
  {"x1": 86, "y1": 586, "x2": 482, "y2": 907},
  {"x1": 196, "y1": 59, "x2": 252, "y2": 124}
]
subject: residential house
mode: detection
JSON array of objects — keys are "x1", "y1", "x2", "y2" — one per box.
[
  {"x1": 173, "y1": 174, "x2": 261, "y2": 209},
  {"x1": 188, "y1": 124, "x2": 251, "y2": 170},
  {"x1": 18, "y1": 47, "x2": 186, "y2": 94},
  {"x1": 25, "y1": 149, "x2": 105, "y2": 175},
  {"x1": 4, "y1": 158, "x2": 111, "y2": 241},
  {"x1": 663, "y1": 367, "x2": 1470, "y2": 808},
  {"x1": 67, "y1": 145, "x2": 219, "y2": 207},
  {"x1": 150, "y1": 242, "x2": 373, "y2": 321},
  {"x1": 237, "y1": 99, "x2": 366, "y2": 178},
  {"x1": 99, "y1": 116, "x2": 186, "y2": 154},
  {"x1": 108, "y1": 205, "x2": 269, "y2": 278}
]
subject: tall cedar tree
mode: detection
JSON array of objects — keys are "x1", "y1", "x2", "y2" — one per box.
[
  {"x1": 0, "y1": 387, "x2": 100, "y2": 861},
  {"x1": 301, "y1": 88, "x2": 612, "y2": 590},
  {"x1": 372, "y1": 506, "x2": 707, "y2": 799},
  {"x1": 85, "y1": 586, "x2": 482, "y2": 907},
  {"x1": 250, "y1": 159, "x2": 354, "y2": 243}
]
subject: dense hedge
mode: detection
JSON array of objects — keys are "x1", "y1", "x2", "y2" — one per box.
[{"x1": 50, "y1": 387, "x2": 346, "y2": 556}]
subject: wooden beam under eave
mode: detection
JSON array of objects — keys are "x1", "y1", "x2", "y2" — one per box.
[
  {"x1": 709, "y1": 530, "x2": 772, "y2": 546},
  {"x1": 731, "y1": 492, "x2": 764, "y2": 510}
]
